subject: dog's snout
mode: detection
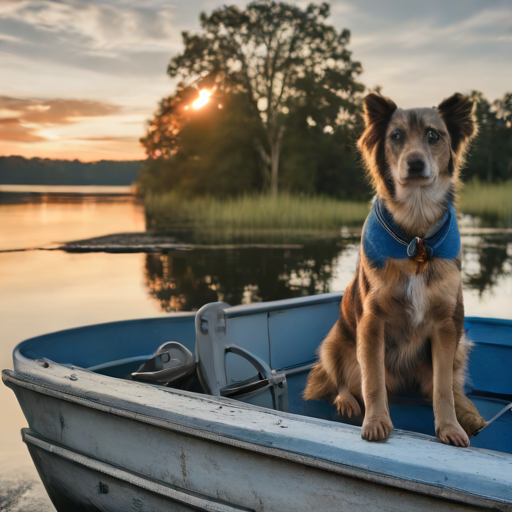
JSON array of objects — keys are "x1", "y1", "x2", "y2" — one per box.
[{"x1": 407, "y1": 157, "x2": 426, "y2": 176}]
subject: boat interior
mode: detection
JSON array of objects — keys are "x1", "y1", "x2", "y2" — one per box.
[{"x1": 15, "y1": 293, "x2": 512, "y2": 454}]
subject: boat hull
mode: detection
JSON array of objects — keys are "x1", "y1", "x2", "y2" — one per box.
[
  {"x1": 24, "y1": 431, "x2": 489, "y2": 512},
  {"x1": 3, "y1": 297, "x2": 512, "y2": 511},
  {"x1": 5, "y1": 367, "x2": 512, "y2": 512}
]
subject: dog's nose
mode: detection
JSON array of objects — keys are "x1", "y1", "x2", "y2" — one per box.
[{"x1": 408, "y1": 158, "x2": 425, "y2": 176}]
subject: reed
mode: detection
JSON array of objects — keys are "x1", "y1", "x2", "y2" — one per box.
[
  {"x1": 145, "y1": 192, "x2": 371, "y2": 234},
  {"x1": 145, "y1": 181, "x2": 512, "y2": 236},
  {"x1": 459, "y1": 180, "x2": 512, "y2": 226}
]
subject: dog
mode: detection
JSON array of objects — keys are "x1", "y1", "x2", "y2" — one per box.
[{"x1": 303, "y1": 92, "x2": 486, "y2": 447}]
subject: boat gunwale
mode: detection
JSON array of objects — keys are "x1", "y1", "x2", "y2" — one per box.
[
  {"x1": 224, "y1": 292, "x2": 344, "y2": 318},
  {"x1": 11, "y1": 311, "x2": 197, "y2": 355},
  {"x1": 3, "y1": 363, "x2": 512, "y2": 511}
]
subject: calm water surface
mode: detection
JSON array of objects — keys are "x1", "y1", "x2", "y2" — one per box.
[{"x1": 1, "y1": 195, "x2": 511, "y2": 511}]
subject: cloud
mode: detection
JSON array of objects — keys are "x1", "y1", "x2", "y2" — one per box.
[
  {"x1": 1, "y1": 0, "x2": 510, "y2": 158},
  {"x1": 0, "y1": 0, "x2": 181, "y2": 51},
  {"x1": 75, "y1": 136, "x2": 139, "y2": 143},
  {"x1": 327, "y1": 0, "x2": 512, "y2": 106},
  {"x1": 0, "y1": 118, "x2": 45, "y2": 142},
  {"x1": 0, "y1": 0, "x2": 183, "y2": 78},
  {"x1": 0, "y1": 96, "x2": 121, "y2": 142}
]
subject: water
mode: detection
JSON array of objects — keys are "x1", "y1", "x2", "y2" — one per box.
[{"x1": 1, "y1": 195, "x2": 511, "y2": 511}]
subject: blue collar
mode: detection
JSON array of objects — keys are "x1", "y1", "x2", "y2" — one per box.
[{"x1": 362, "y1": 196, "x2": 460, "y2": 268}]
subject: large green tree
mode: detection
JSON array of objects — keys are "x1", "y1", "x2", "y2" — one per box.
[
  {"x1": 167, "y1": 1, "x2": 363, "y2": 195},
  {"x1": 465, "y1": 91, "x2": 512, "y2": 182}
]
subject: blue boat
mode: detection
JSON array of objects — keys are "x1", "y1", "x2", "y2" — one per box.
[{"x1": 3, "y1": 292, "x2": 512, "y2": 511}]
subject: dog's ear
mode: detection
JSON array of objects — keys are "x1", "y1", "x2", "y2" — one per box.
[
  {"x1": 437, "y1": 93, "x2": 477, "y2": 156},
  {"x1": 358, "y1": 93, "x2": 397, "y2": 154},
  {"x1": 358, "y1": 93, "x2": 398, "y2": 197},
  {"x1": 363, "y1": 93, "x2": 397, "y2": 128}
]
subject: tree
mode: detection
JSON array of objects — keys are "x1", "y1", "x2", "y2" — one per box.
[
  {"x1": 278, "y1": 91, "x2": 368, "y2": 198},
  {"x1": 167, "y1": 1, "x2": 363, "y2": 196},
  {"x1": 465, "y1": 91, "x2": 512, "y2": 183},
  {"x1": 138, "y1": 85, "x2": 263, "y2": 197}
]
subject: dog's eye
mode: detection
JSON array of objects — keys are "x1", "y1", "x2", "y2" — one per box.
[
  {"x1": 427, "y1": 130, "x2": 439, "y2": 144},
  {"x1": 390, "y1": 131, "x2": 401, "y2": 141}
]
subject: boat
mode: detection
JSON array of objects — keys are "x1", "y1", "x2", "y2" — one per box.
[{"x1": 3, "y1": 292, "x2": 512, "y2": 512}]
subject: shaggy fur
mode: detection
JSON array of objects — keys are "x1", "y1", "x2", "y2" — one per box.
[{"x1": 303, "y1": 92, "x2": 486, "y2": 446}]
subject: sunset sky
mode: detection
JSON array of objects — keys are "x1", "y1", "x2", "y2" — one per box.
[{"x1": 0, "y1": 0, "x2": 510, "y2": 162}]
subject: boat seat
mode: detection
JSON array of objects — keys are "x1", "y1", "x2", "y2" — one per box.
[
  {"x1": 195, "y1": 302, "x2": 289, "y2": 411},
  {"x1": 131, "y1": 342, "x2": 196, "y2": 386}
]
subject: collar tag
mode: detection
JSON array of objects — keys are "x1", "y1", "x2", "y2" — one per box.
[{"x1": 407, "y1": 237, "x2": 432, "y2": 263}]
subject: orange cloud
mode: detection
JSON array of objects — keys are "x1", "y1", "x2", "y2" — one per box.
[
  {"x1": 0, "y1": 96, "x2": 121, "y2": 128},
  {"x1": 0, "y1": 96, "x2": 140, "y2": 160},
  {"x1": 0, "y1": 118, "x2": 46, "y2": 143}
]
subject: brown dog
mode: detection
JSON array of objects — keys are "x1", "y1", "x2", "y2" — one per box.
[{"x1": 304, "y1": 92, "x2": 486, "y2": 447}]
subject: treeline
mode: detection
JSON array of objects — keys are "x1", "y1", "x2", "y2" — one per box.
[
  {"x1": 137, "y1": 2, "x2": 511, "y2": 199},
  {"x1": 139, "y1": 91, "x2": 370, "y2": 200},
  {"x1": 464, "y1": 92, "x2": 512, "y2": 183},
  {"x1": 139, "y1": 90, "x2": 511, "y2": 199},
  {"x1": 0, "y1": 156, "x2": 142, "y2": 186}
]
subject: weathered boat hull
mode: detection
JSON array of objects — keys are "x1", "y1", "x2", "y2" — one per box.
[
  {"x1": 23, "y1": 429, "x2": 493, "y2": 512},
  {"x1": 3, "y1": 294, "x2": 512, "y2": 511},
  {"x1": 4, "y1": 365, "x2": 511, "y2": 512}
]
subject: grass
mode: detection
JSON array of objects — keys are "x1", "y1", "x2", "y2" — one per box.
[
  {"x1": 145, "y1": 180, "x2": 512, "y2": 238},
  {"x1": 145, "y1": 192, "x2": 371, "y2": 238},
  {"x1": 459, "y1": 180, "x2": 512, "y2": 226}
]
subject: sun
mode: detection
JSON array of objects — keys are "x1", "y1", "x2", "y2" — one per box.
[{"x1": 192, "y1": 89, "x2": 211, "y2": 110}]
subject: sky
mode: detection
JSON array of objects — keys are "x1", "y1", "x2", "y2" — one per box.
[{"x1": 0, "y1": 0, "x2": 510, "y2": 162}]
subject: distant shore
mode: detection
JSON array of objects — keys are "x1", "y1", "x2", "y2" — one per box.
[{"x1": 0, "y1": 184, "x2": 134, "y2": 195}]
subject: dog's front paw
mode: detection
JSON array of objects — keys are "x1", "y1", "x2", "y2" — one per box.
[
  {"x1": 458, "y1": 411, "x2": 486, "y2": 437},
  {"x1": 361, "y1": 416, "x2": 393, "y2": 442},
  {"x1": 436, "y1": 422, "x2": 470, "y2": 447}
]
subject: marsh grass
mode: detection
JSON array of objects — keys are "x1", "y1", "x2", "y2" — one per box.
[
  {"x1": 146, "y1": 192, "x2": 370, "y2": 238},
  {"x1": 146, "y1": 180, "x2": 512, "y2": 238},
  {"x1": 459, "y1": 180, "x2": 512, "y2": 226}
]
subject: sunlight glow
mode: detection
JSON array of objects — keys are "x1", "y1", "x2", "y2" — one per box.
[{"x1": 192, "y1": 89, "x2": 211, "y2": 110}]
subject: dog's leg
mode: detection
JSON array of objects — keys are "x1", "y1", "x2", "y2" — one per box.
[
  {"x1": 357, "y1": 309, "x2": 393, "y2": 441},
  {"x1": 452, "y1": 345, "x2": 486, "y2": 436},
  {"x1": 431, "y1": 324, "x2": 469, "y2": 447},
  {"x1": 304, "y1": 319, "x2": 363, "y2": 419},
  {"x1": 328, "y1": 337, "x2": 363, "y2": 419},
  {"x1": 303, "y1": 363, "x2": 337, "y2": 401}
]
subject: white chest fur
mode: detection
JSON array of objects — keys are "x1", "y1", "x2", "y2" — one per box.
[{"x1": 406, "y1": 274, "x2": 427, "y2": 325}]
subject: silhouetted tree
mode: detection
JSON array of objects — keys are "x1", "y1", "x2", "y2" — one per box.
[
  {"x1": 139, "y1": 87, "x2": 263, "y2": 196},
  {"x1": 167, "y1": 1, "x2": 363, "y2": 195}
]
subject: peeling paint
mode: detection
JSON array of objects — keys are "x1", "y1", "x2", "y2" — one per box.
[
  {"x1": 179, "y1": 448, "x2": 187, "y2": 481},
  {"x1": 98, "y1": 481, "x2": 109, "y2": 494},
  {"x1": 59, "y1": 412, "x2": 65, "y2": 437}
]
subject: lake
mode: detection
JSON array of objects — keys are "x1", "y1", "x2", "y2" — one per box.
[{"x1": 1, "y1": 194, "x2": 511, "y2": 511}]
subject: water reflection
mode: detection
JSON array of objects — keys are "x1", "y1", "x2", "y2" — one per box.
[
  {"x1": 462, "y1": 236, "x2": 512, "y2": 295},
  {"x1": 0, "y1": 193, "x2": 144, "y2": 251},
  {"x1": 144, "y1": 235, "x2": 512, "y2": 312},
  {"x1": 144, "y1": 239, "x2": 348, "y2": 311}
]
